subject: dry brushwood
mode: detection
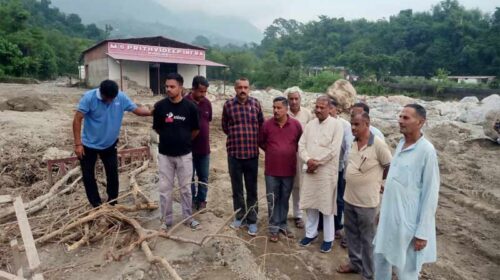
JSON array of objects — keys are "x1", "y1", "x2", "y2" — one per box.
[
  {"x1": 0, "y1": 168, "x2": 80, "y2": 222},
  {"x1": 24, "y1": 160, "x2": 183, "y2": 280}
]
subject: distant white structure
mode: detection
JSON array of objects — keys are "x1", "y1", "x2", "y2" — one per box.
[
  {"x1": 447, "y1": 76, "x2": 495, "y2": 84},
  {"x1": 78, "y1": 65, "x2": 85, "y2": 80}
]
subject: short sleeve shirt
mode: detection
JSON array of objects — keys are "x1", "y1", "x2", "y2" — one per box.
[
  {"x1": 344, "y1": 133, "x2": 392, "y2": 208},
  {"x1": 77, "y1": 89, "x2": 137, "y2": 150},
  {"x1": 153, "y1": 98, "x2": 200, "y2": 157}
]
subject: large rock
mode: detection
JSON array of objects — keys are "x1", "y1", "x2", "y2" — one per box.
[
  {"x1": 483, "y1": 110, "x2": 500, "y2": 143},
  {"x1": 460, "y1": 96, "x2": 479, "y2": 103},
  {"x1": 387, "y1": 95, "x2": 416, "y2": 106},
  {"x1": 326, "y1": 79, "x2": 357, "y2": 113},
  {"x1": 458, "y1": 94, "x2": 500, "y2": 124}
]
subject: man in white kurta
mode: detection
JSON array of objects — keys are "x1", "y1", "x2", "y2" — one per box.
[
  {"x1": 286, "y1": 86, "x2": 314, "y2": 229},
  {"x1": 373, "y1": 104, "x2": 440, "y2": 280},
  {"x1": 298, "y1": 96, "x2": 343, "y2": 253}
]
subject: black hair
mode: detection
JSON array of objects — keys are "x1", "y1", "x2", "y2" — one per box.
[
  {"x1": 165, "y1": 72, "x2": 184, "y2": 86},
  {"x1": 99, "y1": 80, "x2": 119, "y2": 98},
  {"x1": 404, "y1": 103, "x2": 427, "y2": 119},
  {"x1": 351, "y1": 111, "x2": 370, "y2": 123},
  {"x1": 192, "y1": 75, "x2": 209, "y2": 89},
  {"x1": 273, "y1": 96, "x2": 288, "y2": 107},
  {"x1": 235, "y1": 77, "x2": 249, "y2": 84},
  {"x1": 352, "y1": 102, "x2": 370, "y2": 114},
  {"x1": 330, "y1": 98, "x2": 338, "y2": 107}
]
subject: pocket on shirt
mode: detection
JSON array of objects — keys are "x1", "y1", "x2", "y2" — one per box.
[{"x1": 359, "y1": 157, "x2": 379, "y2": 173}]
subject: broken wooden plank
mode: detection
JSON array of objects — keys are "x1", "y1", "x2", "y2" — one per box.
[
  {"x1": 0, "y1": 195, "x2": 12, "y2": 204},
  {"x1": 13, "y1": 197, "x2": 41, "y2": 274},
  {"x1": 0, "y1": 269, "x2": 24, "y2": 280},
  {"x1": 9, "y1": 239, "x2": 23, "y2": 278}
]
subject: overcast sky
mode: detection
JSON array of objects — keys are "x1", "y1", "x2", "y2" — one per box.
[{"x1": 158, "y1": 0, "x2": 498, "y2": 30}]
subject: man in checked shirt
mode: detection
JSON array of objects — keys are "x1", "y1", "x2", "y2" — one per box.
[{"x1": 222, "y1": 77, "x2": 264, "y2": 236}]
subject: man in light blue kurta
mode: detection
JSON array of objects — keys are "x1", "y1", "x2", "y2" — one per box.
[{"x1": 373, "y1": 104, "x2": 440, "y2": 280}]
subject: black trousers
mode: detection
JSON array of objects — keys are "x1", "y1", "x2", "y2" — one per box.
[
  {"x1": 227, "y1": 156, "x2": 258, "y2": 224},
  {"x1": 79, "y1": 142, "x2": 119, "y2": 207}
]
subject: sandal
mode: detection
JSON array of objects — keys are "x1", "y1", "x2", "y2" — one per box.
[
  {"x1": 340, "y1": 238, "x2": 348, "y2": 248},
  {"x1": 269, "y1": 232, "x2": 279, "y2": 242},
  {"x1": 279, "y1": 228, "x2": 295, "y2": 239},
  {"x1": 337, "y1": 263, "x2": 358, "y2": 274},
  {"x1": 294, "y1": 218, "x2": 304, "y2": 229}
]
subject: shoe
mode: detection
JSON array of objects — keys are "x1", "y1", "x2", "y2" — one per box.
[
  {"x1": 230, "y1": 219, "x2": 243, "y2": 229},
  {"x1": 294, "y1": 218, "x2": 304, "y2": 229},
  {"x1": 160, "y1": 223, "x2": 171, "y2": 231},
  {"x1": 189, "y1": 220, "x2": 201, "y2": 230},
  {"x1": 247, "y1": 224, "x2": 258, "y2": 236},
  {"x1": 299, "y1": 236, "x2": 317, "y2": 247},
  {"x1": 320, "y1": 241, "x2": 333, "y2": 253}
]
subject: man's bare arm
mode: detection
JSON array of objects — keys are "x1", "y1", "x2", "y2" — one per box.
[
  {"x1": 73, "y1": 111, "x2": 85, "y2": 158},
  {"x1": 132, "y1": 106, "x2": 153, "y2": 116}
]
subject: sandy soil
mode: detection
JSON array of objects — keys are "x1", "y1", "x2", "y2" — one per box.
[{"x1": 0, "y1": 82, "x2": 498, "y2": 279}]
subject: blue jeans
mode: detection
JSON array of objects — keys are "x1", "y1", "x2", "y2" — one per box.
[
  {"x1": 191, "y1": 154, "x2": 210, "y2": 203},
  {"x1": 334, "y1": 169, "x2": 346, "y2": 231},
  {"x1": 265, "y1": 175, "x2": 294, "y2": 233}
]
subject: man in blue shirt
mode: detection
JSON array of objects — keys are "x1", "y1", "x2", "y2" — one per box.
[{"x1": 73, "y1": 80, "x2": 152, "y2": 207}]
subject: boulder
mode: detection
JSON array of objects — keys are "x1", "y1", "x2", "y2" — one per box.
[
  {"x1": 483, "y1": 109, "x2": 500, "y2": 143},
  {"x1": 459, "y1": 96, "x2": 479, "y2": 103},
  {"x1": 326, "y1": 79, "x2": 357, "y2": 113},
  {"x1": 386, "y1": 95, "x2": 416, "y2": 106},
  {"x1": 458, "y1": 94, "x2": 500, "y2": 124}
]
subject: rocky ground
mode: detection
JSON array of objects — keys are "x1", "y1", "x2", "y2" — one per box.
[{"x1": 0, "y1": 81, "x2": 498, "y2": 279}]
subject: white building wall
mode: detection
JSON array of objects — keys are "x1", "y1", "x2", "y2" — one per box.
[
  {"x1": 178, "y1": 64, "x2": 206, "y2": 87},
  {"x1": 122, "y1": 60, "x2": 150, "y2": 87},
  {"x1": 108, "y1": 58, "x2": 150, "y2": 90},
  {"x1": 86, "y1": 58, "x2": 109, "y2": 87},
  {"x1": 108, "y1": 58, "x2": 120, "y2": 82}
]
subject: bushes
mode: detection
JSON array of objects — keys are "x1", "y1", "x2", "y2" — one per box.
[{"x1": 300, "y1": 71, "x2": 343, "y2": 92}]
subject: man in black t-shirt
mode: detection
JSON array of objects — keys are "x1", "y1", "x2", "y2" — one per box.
[{"x1": 153, "y1": 73, "x2": 201, "y2": 229}]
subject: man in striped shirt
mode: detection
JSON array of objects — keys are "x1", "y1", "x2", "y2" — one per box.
[{"x1": 222, "y1": 78, "x2": 264, "y2": 236}]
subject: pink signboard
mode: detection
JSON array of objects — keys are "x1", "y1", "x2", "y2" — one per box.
[{"x1": 107, "y1": 42, "x2": 205, "y2": 61}]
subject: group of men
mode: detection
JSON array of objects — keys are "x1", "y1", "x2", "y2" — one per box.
[{"x1": 73, "y1": 74, "x2": 440, "y2": 280}]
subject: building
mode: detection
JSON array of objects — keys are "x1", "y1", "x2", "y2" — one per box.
[
  {"x1": 80, "y1": 36, "x2": 226, "y2": 94},
  {"x1": 447, "y1": 76, "x2": 496, "y2": 85}
]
